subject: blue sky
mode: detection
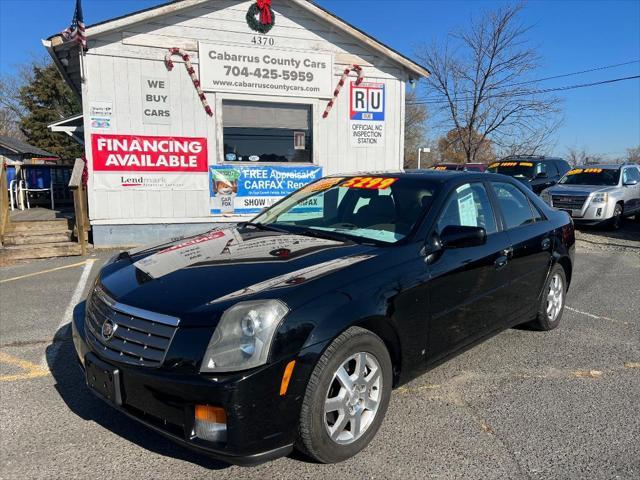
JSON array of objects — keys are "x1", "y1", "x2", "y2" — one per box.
[{"x1": 1, "y1": 0, "x2": 638, "y2": 158}]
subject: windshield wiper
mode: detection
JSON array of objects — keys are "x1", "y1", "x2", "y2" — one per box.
[{"x1": 238, "y1": 221, "x2": 290, "y2": 234}]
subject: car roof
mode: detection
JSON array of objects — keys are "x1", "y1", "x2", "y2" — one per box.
[
  {"x1": 579, "y1": 164, "x2": 626, "y2": 170},
  {"x1": 500, "y1": 156, "x2": 566, "y2": 163}
]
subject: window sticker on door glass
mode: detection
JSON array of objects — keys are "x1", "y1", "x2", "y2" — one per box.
[{"x1": 456, "y1": 185, "x2": 478, "y2": 227}]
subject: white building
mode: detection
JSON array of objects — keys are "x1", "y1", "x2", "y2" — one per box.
[{"x1": 44, "y1": 0, "x2": 428, "y2": 246}]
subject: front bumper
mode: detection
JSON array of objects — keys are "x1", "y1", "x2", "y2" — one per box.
[
  {"x1": 550, "y1": 197, "x2": 615, "y2": 223},
  {"x1": 72, "y1": 301, "x2": 320, "y2": 466}
]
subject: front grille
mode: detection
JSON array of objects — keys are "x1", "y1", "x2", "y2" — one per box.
[
  {"x1": 85, "y1": 286, "x2": 179, "y2": 368},
  {"x1": 552, "y1": 195, "x2": 587, "y2": 210}
]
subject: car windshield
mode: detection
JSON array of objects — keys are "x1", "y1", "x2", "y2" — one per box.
[
  {"x1": 559, "y1": 168, "x2": 620, "y2": 186},
  {"x1": 487, "y1": 161, "x2": 535, "y2": 179},
  {"x1": 252, "y1": 176, "x2": 440, "y2": 244}
]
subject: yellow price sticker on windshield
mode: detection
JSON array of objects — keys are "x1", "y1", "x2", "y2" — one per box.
[
  {"x1": 342, "y1": 177, "x2": 398, "y2": 189},
  {"x1": 489, "y1": 162, "x2": 500, "y2": 168},
  {"x1": 519, "y1": 162, "x2": 533, "y2": 167},
  {"x1": 301, "y1": 177, "x2": 344, "y2": 193},
  {"x1": 434, "y1": 166, "x2": 447, "y2": 171},
  {"x1": 568, "y1": 168, "x2": 602, "y2": 175}
]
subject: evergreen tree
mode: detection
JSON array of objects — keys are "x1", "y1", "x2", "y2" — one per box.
[{"x1": 18, "y1": 63, "x2": 82, "y2": 159}]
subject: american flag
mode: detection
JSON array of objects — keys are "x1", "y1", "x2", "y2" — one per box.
[{"x1": 61, "y1": 0, "x2": 87, "y2": 50}]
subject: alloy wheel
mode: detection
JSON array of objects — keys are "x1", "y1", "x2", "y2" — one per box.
[
  {"x1": 546, "y1": 273, "x2": 564, "y2": 321},
  {"x1": 323, "y1": 352, "x2": 382, "y2": 445}
]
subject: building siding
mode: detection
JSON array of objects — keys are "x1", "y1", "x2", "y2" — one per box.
[{"x1": 81, "y1": 0, "x2": 409, "y2": 226}]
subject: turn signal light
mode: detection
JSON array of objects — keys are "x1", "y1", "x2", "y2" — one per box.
[
  {"x1": 194, "y1": 405, "x2": 227, "y2": 442},
  {"x1": 280, "y1": 360, "x2": 296, "y2": 396}
]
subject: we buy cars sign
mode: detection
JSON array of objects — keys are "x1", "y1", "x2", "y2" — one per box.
[{"x1": 91, "y1": 134, "x2": 209, "y2": 191}]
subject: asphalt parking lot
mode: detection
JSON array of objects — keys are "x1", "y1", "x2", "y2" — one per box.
[{"x1": 1, "y1": 226, "x2": 639, "y2": 479}]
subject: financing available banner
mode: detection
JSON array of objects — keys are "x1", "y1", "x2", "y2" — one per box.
[
  {"x1": 91, "y1": 134, "x2": 208, "y2": 191},
  {"x1": 209, "y1": 165, "x2": 323, "y2": 215}
]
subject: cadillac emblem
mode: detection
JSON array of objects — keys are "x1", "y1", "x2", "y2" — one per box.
[{"x1": 101, "y1": 320, "x2": 117, "y2": 340}]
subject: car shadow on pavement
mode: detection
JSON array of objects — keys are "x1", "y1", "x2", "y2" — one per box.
[
  {"x1": 44, "y1": 310, "x2": 230, "y2": 471},
  {"x1": 576, "y1": 222, "x2": 640, "y2": 248}
]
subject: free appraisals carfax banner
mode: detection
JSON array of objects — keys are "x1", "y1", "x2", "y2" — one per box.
[
  {"x1": 199, "y1": 43, "x2": 333, "y2": 98},
  {"x1": 210, "y1": 165, "x2": 323, "y2": 215},
  {"x1": 91, "y1": 134, "x2": 209, "y2": 191}
]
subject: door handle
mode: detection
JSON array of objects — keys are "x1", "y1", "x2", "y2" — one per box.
[
  {"x1": 495, "y1": 255, "x2": 508, "y2": 270},
  {"x1": 541, "y1": 238, "x2": 551, "y2": 250}
]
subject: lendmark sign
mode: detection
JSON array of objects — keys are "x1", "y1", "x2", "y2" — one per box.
[
  {"x1": 92, "y1": 134, "x2": 208, "y2": 172},
  {"x1": 91, "y1": 134, "x2": 209, "y2": 191}
]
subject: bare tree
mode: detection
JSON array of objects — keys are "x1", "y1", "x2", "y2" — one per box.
[
  {"x1": 403, "y1": 90, "x2": 430, "y2": 168},
  {"x1": 626, "y1": 146, "x2": 640, "y2": 164},
  {"x1": 416, "y1": 3, "x2": 561, "y2": 163},
  {"x1": 0, "y1": 54, "x2": 50, "y2": 139}
]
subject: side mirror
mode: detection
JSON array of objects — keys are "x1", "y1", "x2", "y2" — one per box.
[
  {"x1": 440, "y1": 225, "x2": 487, "y2": 249},
  {"x1": 535, "y1": 171, "x2": 548, "y2": 179},
  {"x1": 623, "y1": 179, "x2": 638, "y2": 186}
]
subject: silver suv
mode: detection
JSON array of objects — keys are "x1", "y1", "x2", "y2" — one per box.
[{"x1": 541, "y1": 164, "x2": 640, "y2": 229}]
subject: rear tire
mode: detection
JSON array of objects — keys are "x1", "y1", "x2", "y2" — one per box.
[
  {"x1": 530, "y1": 264, "x2": 566, "y2": 331},
  {"x1": 297, "y1": 327, "x2": 392, "y2": 463}
]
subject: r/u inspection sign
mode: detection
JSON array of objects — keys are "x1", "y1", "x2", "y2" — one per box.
[{"x1": 349, "y1": 81, "x2": 385, "y2": 148}]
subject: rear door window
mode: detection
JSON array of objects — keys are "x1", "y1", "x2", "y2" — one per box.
[{"x1": 491, "y1": 182, "x2": 537, "y2": 229}]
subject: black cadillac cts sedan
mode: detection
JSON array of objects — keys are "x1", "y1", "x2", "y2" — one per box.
[{"x1": 73, "y1": 171, "x2": 575, "y2": 465}]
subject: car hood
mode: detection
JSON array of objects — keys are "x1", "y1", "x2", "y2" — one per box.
[
  {"x1": 98, "y1": 227, "x2": 378, "y2": 322},
  {"x1": 545, "y1": 184, "x2": 616, "y2": 196}
]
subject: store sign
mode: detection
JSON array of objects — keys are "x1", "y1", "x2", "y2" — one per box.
[
  {"x1": 89, "y1": 101, "x2": 113, "y2": 130},
  {"x1": 91, "y1": 134, "x2": 208, "y2": 191},
  {"x1": 349, "y1": 82, "x2": 385, "y2": 148},
  {"x1": 199, "y1": 43, "x2": 333, "y2": 98},
  {"x1": 92, "y1": 172, "x2": 208, "y2": 191},
  {"x1": 209, "y1": 165, "x2": 323, "y2": 215},
  {"x1": 142, "y1": 77, "x2": 171, "y2": 125}
]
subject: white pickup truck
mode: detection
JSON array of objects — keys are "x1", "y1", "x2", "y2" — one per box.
[{"x1": 541, "y1": 163, "x2": 640, "y2": 229}]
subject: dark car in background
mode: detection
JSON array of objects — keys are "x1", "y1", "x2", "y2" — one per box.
[
  {"x1": 430, "y1": 163, "x2": 487, "y2": 172},
  {"x1": 73, "y1": 171, "x2": 575, "y2": 465},
  {"x1": 487, "y1": 156, "x2": 571, "y2": 194}
]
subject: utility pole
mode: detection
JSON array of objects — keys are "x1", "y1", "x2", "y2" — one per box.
[{"x1": 417, "y1": 147, "x2": 431, "y2": 169}]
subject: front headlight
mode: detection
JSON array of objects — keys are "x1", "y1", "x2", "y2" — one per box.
[
  {"x1": 591, "y1": 192, "x2": 608, "y2": 204},
  {"x1": 200, "y1": 300, "x2": 289, "y2": 373},
  {"x1": 541, "y1": 191, "x2": 551, "y2": 205}
]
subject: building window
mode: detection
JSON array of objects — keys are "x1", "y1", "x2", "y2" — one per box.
[{"x1": 222, "y1": 100, "x2": 313, "y2": 163}]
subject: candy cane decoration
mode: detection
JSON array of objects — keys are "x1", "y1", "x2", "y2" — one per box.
[
  {"x1": 164, "y1": 48, "x2": 213, "y2": 117},
  {"x1": 322, "y1": 65, "x2": 364, "y2": 119}
]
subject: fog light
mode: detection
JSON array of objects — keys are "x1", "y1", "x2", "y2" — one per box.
[{"x1": 194, "y1": 405, "x2": 227, "y2": 442}]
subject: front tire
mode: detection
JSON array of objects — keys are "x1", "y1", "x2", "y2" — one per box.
[
  {"x1": 609, "y1": 203, "x2": 623, "y2": 230},
  {"x1": 297, "y1": 327, "x2": 392, "y2": 463},
  {"x1": 530, "y1": 264, "x2": 566, "y2": 331}
]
